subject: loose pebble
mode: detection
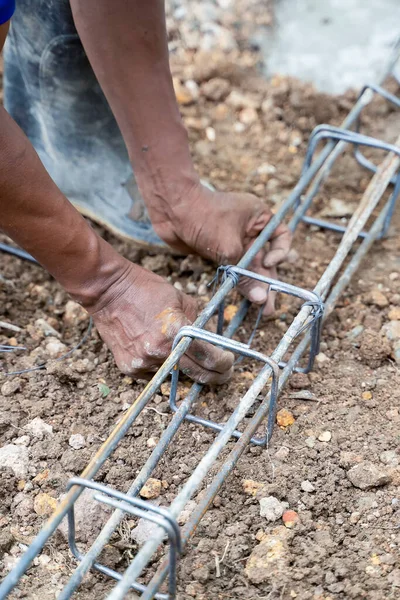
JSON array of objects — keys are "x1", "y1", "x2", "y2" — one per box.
[
  {"x1": 242, "y1": 479, "x2": 264, "y2": 496},
  {"x1": 0, "y1": 445, "x2": 30, "y2": 479},
  {"x1": 68, "y1": 434, "x2": 86, "y2": 450},
  {"x1": 139, "y1": 478, "x2": 162, "y2": 499},
  {"x1": 276, "y1": 408, "x2": 295, "y2": 428},
  {"x1": 274, "y1": 446, "x2": 290, "y2": 462},
  {"x1": 25, "y1": 418, "x2": 53, "y2": 439},
  {"x1": 365, "y1": 289, "x2": 389, "y2": 307},
  {"x1": 318, "y1": 431, "x2": 332, "y2": 442},
  {"x1": 301, "y1": 480, "x2": 315, "y2": 493},
  {"x1": 347, "y1": 461, "x2": 392, "y2": 489},
  {"x1": 259, "y1": 496, "x2": 288, "y2": 522},
  {"x1": 282, "y1": 509, "x2": 300, "y2": 528},
  {"x1": 34, "y1": 493, "x2": 57, "y2": 517}
]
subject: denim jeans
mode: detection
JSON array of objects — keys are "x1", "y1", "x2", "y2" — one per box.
[{"x1": 3, "y1": 0, "x2": 163, "y2": 245}]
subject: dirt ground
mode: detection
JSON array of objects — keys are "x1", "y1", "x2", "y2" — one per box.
[{"x1": 1, "y1": 5, "x2": 400, "y2": 600}]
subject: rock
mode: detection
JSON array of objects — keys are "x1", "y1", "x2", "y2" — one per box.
[
  {"x1": 381, "y1": 320, "x2": 400, "y2": 342},
  {"x1": 139, "y1": 478, "x2": 162, "y2": 499},
  {"x1": 243, "y1": 479, "x2": 264, "y2": 496},
  {"x1": 68, "y1": 434, "x2": 86, "y2": 450},
  {"x1": 63, "y1": 300, "x2": 87, "y2": 326},
  {"x1": 362, "y1": 390, "x2": 372, "y2": 400},
  {"x1": 34, "y1": 493, "x2": 57, "y2": 517},
  {"x1": 380, "y1": 450, "x2": 399, "y2": 467},
  {"x1": 0, "y1": 445, "x2": 29, "y2": 478},
  {"x1": 1, "y1": 378, "x2": 21, "y2": 397},
  {"x1": 305, "y1": 436, "x2": 316, "y2": 448},
  {"x1": 320, "y1": 197, "x2": 356, "y2": 218},
  {"x1": 205, "y1": 126, "x2": 216, "y2": 141},
  {"x1": 177, "y1": 500, "x2": 197, "y2": 526},
  {"x1": 301, "y1": 480, "x2": 315, "y2": 493},
  {"x1": 346, "y1": 325, "x2": 364, "y2": 340},
  {"x1": 364, "y1": 289, "x2": 389, "y2": 307},
  {"x1": 318, "y1": 431, "x2": 332, "y2": 442},
  {"x1": 14, "y1": 435, "x2": 30, "y2": 447},
  {"x1": 131, "y1": 517, "x2": 164, "y2": 546},
  {"x1": 276, "y1": 408, "x2": 295, "y2": 428},
  {"x1": 282, "y1": 509, "x2": 300, "y2": 528},
  {"x1": 223, "y1": 304, "x2": 238, "y2": 322},
  {"x1": 259, "y1": 496, "x2": 287, "y2": 522},
  {"x1": 58, "y1": 488, "x2": 111, "y2": 542},
  {"x1": 359, "y1": 329, "x2": 392, "y2": 368},
  {"x1": 226, "y1": 90, "x2": 259, "y2": 110},
  {"x1": 173, "y1": 77, "x2": 197, "y2": 105},
  {"x1": 201, "y1": 77, "x2": 230, "y2": 101},
  {"x1": 315, "y1": 352, "x2": 330, "y2": 364},
  {"x1": 245, "y1": 528, "x2": 289, "y2": 584},
  {"x1": 25, "y1": 417, "x2": 53, "y2": 439},
  {"x1": 34, "y1": 318, "x2": 60, "y2": 338},
  {"x1": 388, "y1": 569, "x2": 400, "y2": 587},
  {"x1": 45, "y1": 337, "x2": 67, "y2": 359},
  {"x1": 388, "y1": 307, "x2": 400, "y2": 320},
  {"x1": 347, "y1": 461, "x2": 392, "y2": 490},
  {"x1": 274, "y1": 446, "x2": 290, "y2": 462},
  {"x1": 239, "y1": 107, "x2": 258, "y2": 124}
]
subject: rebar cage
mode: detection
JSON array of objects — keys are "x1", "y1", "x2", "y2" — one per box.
[{"x1": 1, "y1": 38, "x2": 400, "y2": 600}]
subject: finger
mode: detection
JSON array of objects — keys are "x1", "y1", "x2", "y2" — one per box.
[
  {"x1": 263, "y1": 224, "x2": 292, "y2": 268},
  {"x1": 238, "y1": 251, "x2": 270, "y2": 305},
  {"x1": 180, "y1": 355, "x2": 234, "y2": 385},
  {"x1": 180, "y1": 293, "x2": 235, "y2": 374}
]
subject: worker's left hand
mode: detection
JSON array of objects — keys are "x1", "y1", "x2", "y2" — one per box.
[{"x1": 149, "y1": 183, "x2": 292, "y2": 315}]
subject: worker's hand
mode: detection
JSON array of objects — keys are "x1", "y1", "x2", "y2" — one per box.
[
  {"x1": 149, "y1": 184, "x2": 292, "y2": 315},
  {"x1": 87, "y1": 261, "x2": 234, "y2": 383}
]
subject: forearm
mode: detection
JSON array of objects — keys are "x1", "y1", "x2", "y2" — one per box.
[
  {"x1": 0, "y1": 107, "x2": 129, "y2": 307},
  {"x1": 70, "y1": 0, "x2": 198, "y2": 220}
]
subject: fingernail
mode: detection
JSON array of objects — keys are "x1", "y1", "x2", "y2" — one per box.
[{"x1": 249, "y1": 286, "x2": 267, "y2": 303}]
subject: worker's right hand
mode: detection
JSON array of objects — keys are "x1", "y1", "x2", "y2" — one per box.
[{"x1": 86, "y1": 260, "x2": 234, "y2": 384}]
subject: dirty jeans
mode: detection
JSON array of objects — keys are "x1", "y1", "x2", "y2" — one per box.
[{"x1": 3, "y1": 0, "x2": 162, "y2": 244}]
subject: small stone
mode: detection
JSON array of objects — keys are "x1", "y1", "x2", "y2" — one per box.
[
  {"x1": 379, "y1": 450, "x2": 399, "y2": 467},
  {"x1": 0, "y1": 445, "x2": 29, "y2": 478},
  {"x1": 245, "y1": 529, "x2": 289, "y2": 584},
  {"x1": 139, "y1": 478, "x2": 162, "y2": 499},
  {"x1": 305, "y1": 436, "x2": 316, "y2": 448},
  {"x1": 25, "y1": 417, "x2": 53, "y2": 439},
  {"x1": 177, "y1": 500, "x2": 197, "y2": 525},
  {"x1": 362, "y1": 391, "x2": 372, "y2": 400},
  {"x1": 382, "y1": 320, "x2": 400, "y2": 341},
  {"x1": 34, "y1": 318, "x2": 60, "y2": 338},
  {"x1": 201, "y1": 77, "x2": 230, "y2": 101},
  {"x1": 388, "y1": 307, "x2": 400, "y2": 320},
  {"x1": 316, "y1": 352, "x2": 330, "y2": 364},
  {"x1": 365, "y1": 289, "x2": 389, "y2": 307},
  {"x1": 318, "y1": 431, "x2": 332, "y2": 442},
  {"x1": 259, "y1": 496, "x2": 287, "y2": 522},
  {"x1": 205, "y1": 126, "x2": 216, "y2": 142},
  {"x1": 226, "y1": 90, "x2": 259, "y2": 110},
  {"x1": 347, "y1": 461, "x2": 392, "y2": 490},
  {"x1": 1, "y1": 378, "x2": 21, "y2": 397},
  {"x1": 243, "y1": 479, "x2": 264, "y2": 496},
  {"x1": 320, "y1": 197, "x2": 356, "y2": 218},
  {"x1": 274, "y1": 446, "x2": 290, "y2": 462},
  {"x1": 63, "y1": 300, "x2": 87, "y2": 326},
  {"x1": 389, "y1": 272, "x2": 399, "y2": 281},
  {"x1": 223, "y1": 304, "x2": 238, "y2": 322},
  {"x1": 68, "y1": 434, "x2": 86, "y2": 450},
  {"x1": 131, "y1": 517, "x2": 164, "y2": 546},
  {"x1": 282, "y1": 510, "x2": 300, "y2": 528},
  {"x1": 147, "y1": 437, "x2": 158, "y2": 449},
  {"x1": 349, "y1": 511, "x2": 361, "y2": 524},
  {"x1": 173, "y1": 78, "x2": 196, "y2": 105},
  {"x1": 276, "y1": 408, "x2": 295, "y2": 428},
  {"x1": 239, "y1": 107, "x2": 258, "y2": 125},
  {"x1": 45, "y1": 337, "x2": 67, "y2": 359},
  {"x1": 346, "y1": 325, "x2": 364, "y2": 340},
  {"x1": 13, "y1": 436, "x2": 30, "y2": 447},
  {"x1": 388, "y1": 569, "x2": 400, "y2": 587},
  {"x1": 301, "y1": 480, "x2": 315, "y2": 493},
  {"x1": 34, "y1": 493, "x2": 57, "y2": 517},
  {"x1": 242, "y1": 479, "x2": 264, "y2": 496}
]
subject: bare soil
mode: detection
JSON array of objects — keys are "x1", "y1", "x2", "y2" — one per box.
[{"x1": 1, "y1": 14, "x2": 400, "y2": 600}]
